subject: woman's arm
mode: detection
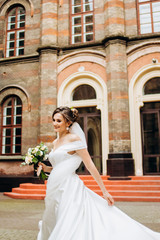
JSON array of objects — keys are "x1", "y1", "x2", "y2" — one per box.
[{"x1": 76, "y1": 148, "x2": 114, "y2": 206}]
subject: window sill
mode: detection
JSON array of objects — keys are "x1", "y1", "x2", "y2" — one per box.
[
  {"x1": 0, "y1": 155, "x2": 23, "y2": 161},
  {"x1": 0, "y1": 53, "x2": 39, "y2": 65}
]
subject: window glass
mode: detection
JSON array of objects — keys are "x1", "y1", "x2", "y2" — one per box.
[
  {"x1": 138, "y1": 0, "x2": 160, "y2": 34},
  {"x1": 6, "y1": 6, "x2": 25, "y2": 57},
  {"x1": 144, "y1": 77, "x2": 160, "y2": 94},
  {"x1": 73, "y1": 84, "x2": 96, "y2": 100},
  {"x1": 1, "y1": 96, "x2": 22, "y2": 154},
  {"x1": 71, "y1": 0, "x2": 94, "y2": 44}
]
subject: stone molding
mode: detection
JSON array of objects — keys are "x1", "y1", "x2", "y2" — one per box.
[
  {"x1": 0, "y1": 0, "x2": 34, "y2": 17},
  {"x1": 0, "y1": 85, "x2": 31, "y2": 112},
  {"x1": 58, "y1": 50, "x2": 106, "y2": 73},
  {"x1": 127, "y1": 41, "x2": 160, "y2": 65},
  {"x1": 0, "y1": 53, "x2": 39, "y2": 65},
  {"x1": 58, "y1": 71, "x2": 108, "y2": 175}
]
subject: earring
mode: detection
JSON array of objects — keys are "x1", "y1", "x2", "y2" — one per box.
[{"x1": 66, "y1": 127, "x2": 69, "y2": 131}]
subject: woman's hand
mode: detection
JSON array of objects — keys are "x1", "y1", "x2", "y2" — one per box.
[
  {"x1": 38, "y1": 162, "x2": 52, "y2": 173},
  {"x1": 103, "y1": 191, "x2": 114, "y2": 206}
]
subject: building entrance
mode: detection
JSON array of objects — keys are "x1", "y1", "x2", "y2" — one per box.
[
  {"x1": 141, "y1": 102, "x2": 160, "y2": 175},
  {"x1": 76, "y1": 107, "x2": 102, "y2": 174}
]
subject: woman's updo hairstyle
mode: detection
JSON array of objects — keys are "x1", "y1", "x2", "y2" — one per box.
[{"x1": 52, "y1": 106, "x2": 79, "y2": 126}]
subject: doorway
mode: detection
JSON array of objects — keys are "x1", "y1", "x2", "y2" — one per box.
[
  {"x1": 141, "y1": 102, "x2": 160, "y2": 175},
  {"x1": 76, "y1": 107, "x2": 102, "y2": 174}
]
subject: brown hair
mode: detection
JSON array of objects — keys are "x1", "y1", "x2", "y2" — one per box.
[{"x1": 52, "y1": 106, "x2": 79, "y2": 125}]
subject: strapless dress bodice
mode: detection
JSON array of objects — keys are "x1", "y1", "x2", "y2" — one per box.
[{"x1": 48, "y1": 140, "x2": 85, "y2": 168}]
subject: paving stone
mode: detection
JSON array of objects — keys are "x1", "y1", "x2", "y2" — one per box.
[{"x1": 0, "y1": 193, "x2": 159, "y2": 240}]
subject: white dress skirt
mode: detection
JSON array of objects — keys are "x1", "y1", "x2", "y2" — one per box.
[{"x1": 37, "y1": 140, "x2": 160, "y2": 240}]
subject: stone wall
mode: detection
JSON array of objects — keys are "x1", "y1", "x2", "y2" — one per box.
[{"x1": 0, "y1": 0, "x2": 159, "y2": 177}]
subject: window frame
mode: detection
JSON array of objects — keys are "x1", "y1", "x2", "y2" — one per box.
[
  {"x1": 5, "y1": 5, "x2": 26, "y2": 58},
  {"x1": 137, "y1": 0, "x2": 160, "y2": 35},
  {"x1": 70, "y1": 0, "x2": 95, "y2": 45},
  {"x1": 1, "y1": 96, "x2": 22, "y2": 155}
]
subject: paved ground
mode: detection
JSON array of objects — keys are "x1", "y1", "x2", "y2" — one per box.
[{"x1": 0, "y1": 193, "x2": 160, "y2": 240}]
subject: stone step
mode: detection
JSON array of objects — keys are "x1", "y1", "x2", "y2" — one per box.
[
  {"x1": 4, "y1": 191, "x2": 160, "y2": 202},
  {"x1": 95, "y1": 189, "x2": 160, "y2": 197},
  {"x1": 11, "y1": 185, "x2": 160, "y2": 195},
  {"x1": 19, "y1": 183, "x2": 46, "y2": 189},
  {"x1": 79, "y1": 175, "x2": 109, "y2": 180},
  {"x1": 86, "y1": 185, "x2": 160, "y2": 191},
  {"x1": 12, "y1": 187, "x2": 46, "y2": 194},
  {"x1": 83, "y1": 180, "x2": 160, "y2": 185},
  {"x1": 130, "y1": 176, "x2": 160, "y2": 180},
  {"x1": 3, "y1": 175, "x2": 160, "y2": 201},
  {"x1": 18, "y1": 182, "x2": 160, "y2": 191},
  {"x1": 4, "y1": 192, "x2": 45, "y2": 200}
]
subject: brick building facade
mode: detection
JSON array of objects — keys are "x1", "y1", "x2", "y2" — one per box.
[{"x1": 0, "y1": 0, "x2": 160, "y2": 188}]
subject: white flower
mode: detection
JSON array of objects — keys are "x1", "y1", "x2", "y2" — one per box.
[
  {"x1": 32, "y1": 147, "x2": 39, "y2": 154},
  {"x1": 25, "y1": 155, "x2": 33, "y2": 164},
  {"x1": 41, "y1": 146, "x2": 45, "y2": 151},
  {"x1": 28, "y1": 148, "x2": 32, "y2": 154},
  {"x1": 39, "y1": 151, "x2": 43, "y2": 156},
  {"x1": 43, "y1": 154, "x2": 48, "y2": 160}
]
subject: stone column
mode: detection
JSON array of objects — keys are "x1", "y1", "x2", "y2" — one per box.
[
  {"x1": 103, "y1": 0, "x2": 134, "y2": 178},
  {"x1": 38, "y1": 48, "x2": 57, "y2": 147},
  {"x1": 41, "y1": 0, "x2": 58, "y2": 46},
  {"x1": 105, "y1": 39, "x2": 134, "y2": 178},
  {"x1": 104, "y1": 0, "x2": 125, "y2": 37},
  {"x1": 38, "y1": 0, "x2": 58, "y2": 147}
]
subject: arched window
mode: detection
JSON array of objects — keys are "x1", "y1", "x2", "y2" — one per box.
[
  {"x1": 1, "y1": 96, "x2": 22, "y2": 154},
  {"x1": 143, "y1": 77, "x2": 160, "y2": 95},
  {"x1": 72, "y1": 84, "x2": 96, "y2": 100},
  {"x1": 6, "y1": 5, "x2": 25, "y2": 57}
]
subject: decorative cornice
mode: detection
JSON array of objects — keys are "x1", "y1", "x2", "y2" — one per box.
[
  {"x1": 37, "y1": 45, "x2": 59, "y2": 55},
  {"x1": 0, "y1": 53, "x2": 39, "y2": 65},
  {"x1": 102, "y1": 35, "x2": 128, "y2": 46},
  {"x1": 128, "y1": 33, "x2": 160, "y2": 42}
]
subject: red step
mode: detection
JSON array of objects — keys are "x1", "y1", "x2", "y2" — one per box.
[{"x1": 4, "y1": 175, "x2": 160, "y2": 201}]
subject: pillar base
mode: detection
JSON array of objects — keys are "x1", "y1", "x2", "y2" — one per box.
[{"x1": 107, "y1": 153, "x2": 135, "y2": 179}]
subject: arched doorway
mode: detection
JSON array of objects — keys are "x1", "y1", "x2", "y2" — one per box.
[
  {"x1": 140, "y1": 78, "x2": 160, "y2": 175},
  {"x1": 58, "y1": 72, "x2": 108, "y2": 175},
  {"x1": 76, "y1": 106, "x2": 102, "y2": 174},
  {"x1": 129, "y1": 66, "x2": 160, "y2": 176},
  {"x1": 73, "y1": 84, "x2": 102, "y2": 174}
]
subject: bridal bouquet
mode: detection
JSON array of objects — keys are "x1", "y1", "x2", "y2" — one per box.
[{"x1": 21, "y1": 142, "x2": 48, "y2": 181}]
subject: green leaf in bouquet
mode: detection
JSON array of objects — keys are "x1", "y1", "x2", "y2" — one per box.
[
  {"x1": 40, "y1": 170, "x2": 48, "y2": 181},
  {"x1": 32, "y1": 157, "x2": 38, "y2": 164},
  {"x1": 20, "y1": 162, "x2": 27, "y2": 167}
]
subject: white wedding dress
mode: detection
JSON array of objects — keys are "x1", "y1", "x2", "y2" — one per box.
[
  {"x1": 37, "y1": 123, "x2": 160, "y2": 240},
  {"x1": 37, "y1": 140, "x2": 160, "y2": 240}
]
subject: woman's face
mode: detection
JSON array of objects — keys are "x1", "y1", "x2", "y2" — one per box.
[{"x1": 53, "y1": 113, "x2": 70, "y2": 133}]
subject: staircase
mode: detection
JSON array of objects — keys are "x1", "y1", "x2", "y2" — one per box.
[{"x1": 4, "y1": 175, "x2": 160, "y2": 202}]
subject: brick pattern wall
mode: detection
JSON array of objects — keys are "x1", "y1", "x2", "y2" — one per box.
[
  {"x1": 104, "y1": 0, "x2": 125, "y2": 37},
  {"x1": 38, "y1": 49, "x2": 57, "y2": 148},
  {"x1": 105, "y1": 39, "x2": 131, "y2": 153},
  {"x1": 0, "y1": 59, "x2": 40, "y2": 154},
  {"x1": 41, "y1": 0, "x2": 58, "y2": 46},
  {"x1": 0, "y1": 0, "x2": 159, "y2": 176}
]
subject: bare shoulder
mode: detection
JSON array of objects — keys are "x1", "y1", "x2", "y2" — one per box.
[{"x1": 68, "y1": 133, "x2": 81, "y2": 142}]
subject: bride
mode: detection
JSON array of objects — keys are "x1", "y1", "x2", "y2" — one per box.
[{"x1": 37, "y1": 106, "x2": 160, "y2": 240}]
